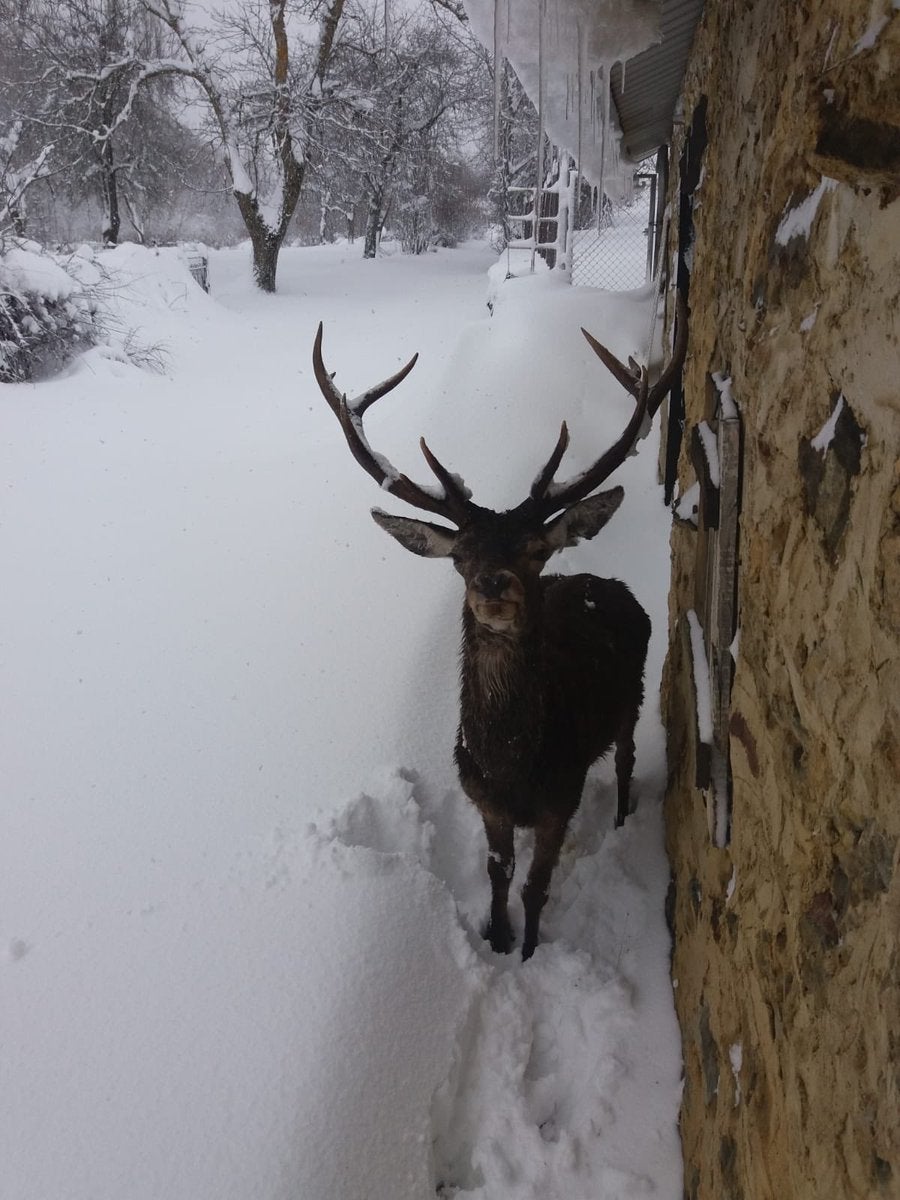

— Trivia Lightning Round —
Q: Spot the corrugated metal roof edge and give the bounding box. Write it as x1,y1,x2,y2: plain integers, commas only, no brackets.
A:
609,0,705,162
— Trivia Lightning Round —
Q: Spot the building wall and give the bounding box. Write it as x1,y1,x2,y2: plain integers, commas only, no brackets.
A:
662,2,900,1197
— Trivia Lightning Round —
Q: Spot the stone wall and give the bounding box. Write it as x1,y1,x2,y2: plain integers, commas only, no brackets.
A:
661,2,900,1198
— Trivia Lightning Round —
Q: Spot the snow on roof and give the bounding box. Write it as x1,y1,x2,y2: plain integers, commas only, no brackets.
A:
463,0,662,187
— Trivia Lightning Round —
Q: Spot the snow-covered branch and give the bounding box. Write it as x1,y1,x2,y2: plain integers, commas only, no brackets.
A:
0,125,54,237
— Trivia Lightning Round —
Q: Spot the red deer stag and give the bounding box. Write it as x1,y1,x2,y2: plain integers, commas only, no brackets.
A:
312,301,687,959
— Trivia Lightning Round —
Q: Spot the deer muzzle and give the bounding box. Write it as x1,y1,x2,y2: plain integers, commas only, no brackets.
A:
466,571,526,633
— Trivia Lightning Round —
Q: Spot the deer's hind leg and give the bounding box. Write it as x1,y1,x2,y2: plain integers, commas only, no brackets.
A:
614,709,639,828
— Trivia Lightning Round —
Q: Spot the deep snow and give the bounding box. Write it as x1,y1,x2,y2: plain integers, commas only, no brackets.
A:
1,240,682,1199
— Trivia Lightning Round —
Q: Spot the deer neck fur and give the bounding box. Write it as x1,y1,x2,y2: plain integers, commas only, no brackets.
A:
457,603,546,780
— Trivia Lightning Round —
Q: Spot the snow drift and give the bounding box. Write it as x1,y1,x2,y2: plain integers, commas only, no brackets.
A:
1,240,682,1199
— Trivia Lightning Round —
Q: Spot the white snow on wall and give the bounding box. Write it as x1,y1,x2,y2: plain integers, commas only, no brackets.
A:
728,1042,743,1107
696,420,720,489
711,371,738,420
775,177,838,246
686,608,729,846
675,480,700,525
729,627,741,663
686,609,713,746
853,13,890,53
810,392,845,454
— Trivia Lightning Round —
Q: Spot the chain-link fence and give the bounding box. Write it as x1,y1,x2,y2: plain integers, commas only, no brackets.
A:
571,175,655,290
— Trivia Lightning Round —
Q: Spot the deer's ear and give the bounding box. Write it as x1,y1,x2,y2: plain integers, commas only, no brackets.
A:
371,508,458,558
543,486,625,550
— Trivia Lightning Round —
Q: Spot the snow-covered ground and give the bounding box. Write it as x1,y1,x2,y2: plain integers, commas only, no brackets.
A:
1,239,682,1200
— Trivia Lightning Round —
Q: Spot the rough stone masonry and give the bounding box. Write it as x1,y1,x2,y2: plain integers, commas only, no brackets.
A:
660,2,900,1197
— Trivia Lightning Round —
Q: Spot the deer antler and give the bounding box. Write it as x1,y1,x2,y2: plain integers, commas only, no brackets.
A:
530,291,688,518
314,293,688,528
312,322,475,524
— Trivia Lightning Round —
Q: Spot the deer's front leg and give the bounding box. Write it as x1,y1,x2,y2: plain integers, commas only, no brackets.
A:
482,812,515,954
521,812,569,961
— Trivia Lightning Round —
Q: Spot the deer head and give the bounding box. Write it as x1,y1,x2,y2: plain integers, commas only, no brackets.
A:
312,297,687,638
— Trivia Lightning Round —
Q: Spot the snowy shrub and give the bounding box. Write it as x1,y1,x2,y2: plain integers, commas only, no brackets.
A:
0,240,179,381
396,196,436,256
430,226,459,249
0,240,99,381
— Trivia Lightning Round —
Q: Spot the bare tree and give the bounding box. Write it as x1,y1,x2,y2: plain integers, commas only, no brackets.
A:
3,0,492,272
1,0,210,246
324,5,468,259
144,0,346,290
25,0,182,244
11,0,348,285
0,0,57,238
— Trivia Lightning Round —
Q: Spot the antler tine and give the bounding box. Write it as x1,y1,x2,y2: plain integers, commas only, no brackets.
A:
532,370,650,516
580,328,644,398
313,321,419,416
529,422,570,500
533,291,689,518
419,437,475,518
312,322,473,524
352,352,419,416
313,321,343,416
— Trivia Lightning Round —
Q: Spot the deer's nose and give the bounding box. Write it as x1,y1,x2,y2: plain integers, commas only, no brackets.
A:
473,571,514,599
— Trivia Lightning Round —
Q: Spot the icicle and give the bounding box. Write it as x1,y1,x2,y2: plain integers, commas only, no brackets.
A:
533,0,546,274
575,23,583,185
599,63,609,202
493,0,502,161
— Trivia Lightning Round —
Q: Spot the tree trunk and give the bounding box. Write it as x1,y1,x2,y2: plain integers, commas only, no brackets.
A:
363,190,384,259
122,189,146,244
100,140,120,247
319,189,330,243
251,231,282,292
234,186,289,293
7,200,27,238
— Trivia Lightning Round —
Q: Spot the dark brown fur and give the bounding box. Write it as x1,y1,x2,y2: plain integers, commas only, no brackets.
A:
369,498,650,958
312,304,687,959
452,556,650,959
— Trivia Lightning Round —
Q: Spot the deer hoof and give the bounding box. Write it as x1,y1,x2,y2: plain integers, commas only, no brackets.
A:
484,917,515,955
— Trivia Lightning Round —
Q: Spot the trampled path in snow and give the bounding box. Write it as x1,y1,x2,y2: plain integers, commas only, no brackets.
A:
1,240,682,1199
